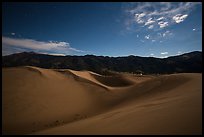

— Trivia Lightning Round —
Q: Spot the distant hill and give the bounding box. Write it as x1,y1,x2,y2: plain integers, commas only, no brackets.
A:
2,51,202,74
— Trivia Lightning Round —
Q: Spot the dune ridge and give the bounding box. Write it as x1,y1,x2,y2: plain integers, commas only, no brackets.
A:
2,66,202,135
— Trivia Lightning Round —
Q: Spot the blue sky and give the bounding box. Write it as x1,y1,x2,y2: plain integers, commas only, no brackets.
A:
2,2,202,57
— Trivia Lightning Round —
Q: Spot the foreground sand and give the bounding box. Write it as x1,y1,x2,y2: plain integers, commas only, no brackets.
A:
2,66,202,135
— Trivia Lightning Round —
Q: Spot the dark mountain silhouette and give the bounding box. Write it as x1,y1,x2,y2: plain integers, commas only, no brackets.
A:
2,51,202,74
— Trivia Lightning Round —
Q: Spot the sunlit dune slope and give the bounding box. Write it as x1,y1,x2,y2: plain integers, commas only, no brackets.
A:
2,66,202,135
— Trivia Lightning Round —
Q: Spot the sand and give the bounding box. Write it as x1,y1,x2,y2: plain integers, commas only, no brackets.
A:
2,66,202,135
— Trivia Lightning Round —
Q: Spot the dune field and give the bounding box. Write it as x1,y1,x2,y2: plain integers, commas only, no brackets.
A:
2,66,202,135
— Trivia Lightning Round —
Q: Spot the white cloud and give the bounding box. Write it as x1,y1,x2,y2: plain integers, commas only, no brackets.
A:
177,51,182,55
11,33,15,36
157,17,164,21
150,53,154,56
148,25,154,29
49,53,66,56
137,13,146,18
161,52,168,55
159,55,168,58
2,36,84,55
144,18,155,26
135,13,146,24
193,28,196,31
172,14,188,23
158,21,168,28
125,2,199,30
137,34,139,38
152,40,156,42
145,35,150,39
137,20,144,24
40,52,66,56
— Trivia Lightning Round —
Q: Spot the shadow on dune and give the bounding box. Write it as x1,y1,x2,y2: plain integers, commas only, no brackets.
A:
110,74,192,107
22,66,43,76
90,73,135,87
55,70,109,90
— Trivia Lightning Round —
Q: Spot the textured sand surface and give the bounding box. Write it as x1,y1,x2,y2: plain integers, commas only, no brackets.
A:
2,66,202,135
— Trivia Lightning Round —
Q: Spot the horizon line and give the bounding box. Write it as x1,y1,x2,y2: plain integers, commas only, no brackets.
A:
2,50,202,59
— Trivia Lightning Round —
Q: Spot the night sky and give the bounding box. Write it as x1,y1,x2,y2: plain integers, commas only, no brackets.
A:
2,2,202,58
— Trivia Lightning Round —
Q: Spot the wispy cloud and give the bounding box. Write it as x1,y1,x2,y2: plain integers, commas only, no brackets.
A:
2,36,85,56
145,35,150,39
125,2,200,31
155,30,173,41
177,51,182,55
162,30,173,37
148,25,154,29
142,30,173,42
161,52,168,55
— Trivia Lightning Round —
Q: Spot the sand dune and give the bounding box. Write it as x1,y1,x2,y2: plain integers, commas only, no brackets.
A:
65,69,136,89
2,66,202,135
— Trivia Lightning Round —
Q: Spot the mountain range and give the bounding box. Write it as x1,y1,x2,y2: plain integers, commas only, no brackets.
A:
2,51,202,74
